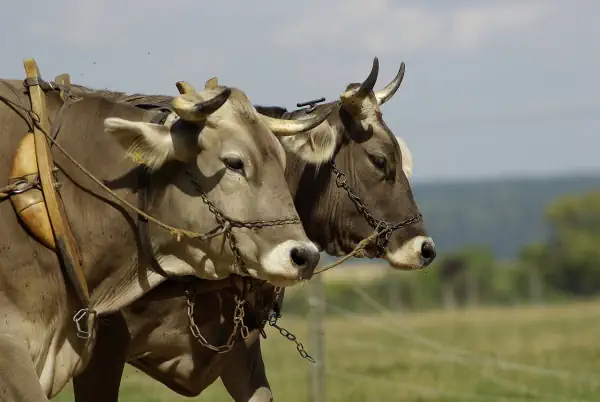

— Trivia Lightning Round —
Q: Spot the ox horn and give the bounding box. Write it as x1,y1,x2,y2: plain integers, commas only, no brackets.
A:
354,57,380,97
175,81,197,95
375,62,405,105
261,103,334,136
171,86,232,123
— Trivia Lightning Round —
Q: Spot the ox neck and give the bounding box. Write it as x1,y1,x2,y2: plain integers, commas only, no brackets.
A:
284,143,347,255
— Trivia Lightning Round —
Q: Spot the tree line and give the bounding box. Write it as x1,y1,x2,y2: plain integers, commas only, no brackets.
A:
281,188,600,315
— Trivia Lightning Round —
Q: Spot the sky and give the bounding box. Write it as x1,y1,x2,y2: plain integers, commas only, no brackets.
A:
1,0,598,183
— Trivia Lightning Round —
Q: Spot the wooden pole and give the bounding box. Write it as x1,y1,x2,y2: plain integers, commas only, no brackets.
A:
308,274,325,402
387,272,402,311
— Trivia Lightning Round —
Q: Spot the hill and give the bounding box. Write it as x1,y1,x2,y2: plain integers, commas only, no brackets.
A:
321,172,600,264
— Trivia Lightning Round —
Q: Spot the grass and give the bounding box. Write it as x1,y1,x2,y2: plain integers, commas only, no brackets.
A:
54,298,600,401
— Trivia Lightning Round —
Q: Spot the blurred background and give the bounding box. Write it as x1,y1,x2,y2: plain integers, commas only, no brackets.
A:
3,0,599,401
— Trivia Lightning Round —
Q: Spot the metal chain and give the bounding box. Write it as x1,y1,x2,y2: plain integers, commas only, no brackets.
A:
189,172,302,275
329,160,422,257
267,319,316,363
259,286,316,363
185,287,250,354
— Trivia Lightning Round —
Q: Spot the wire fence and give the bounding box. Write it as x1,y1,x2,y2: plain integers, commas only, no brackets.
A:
292,278,600,402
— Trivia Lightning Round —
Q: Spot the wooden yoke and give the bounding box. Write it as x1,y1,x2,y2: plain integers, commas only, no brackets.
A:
21,58,90,307
8,73,73,249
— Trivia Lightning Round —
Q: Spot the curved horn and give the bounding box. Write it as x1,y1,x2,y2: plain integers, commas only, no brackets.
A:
175,81,197,95
261,104,334,136
355,57,380,97
171,87,232,122
375,62,405,105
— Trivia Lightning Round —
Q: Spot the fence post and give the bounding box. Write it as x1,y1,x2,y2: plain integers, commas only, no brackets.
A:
308,274,325,402
387,272,403,311
529,266,543,304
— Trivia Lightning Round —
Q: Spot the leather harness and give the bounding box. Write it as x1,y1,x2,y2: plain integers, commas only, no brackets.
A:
0,60,285,344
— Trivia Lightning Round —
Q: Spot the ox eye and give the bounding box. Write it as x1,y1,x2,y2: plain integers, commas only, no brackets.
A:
368,153,387,171
222,155,245,174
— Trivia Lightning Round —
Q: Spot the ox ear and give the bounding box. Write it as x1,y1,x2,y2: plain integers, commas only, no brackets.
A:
396,136,413,179
104,118,177,171
205,77,219,89
278,122,340,164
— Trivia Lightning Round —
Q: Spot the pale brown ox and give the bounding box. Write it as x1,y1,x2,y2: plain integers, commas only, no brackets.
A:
0,75,334,401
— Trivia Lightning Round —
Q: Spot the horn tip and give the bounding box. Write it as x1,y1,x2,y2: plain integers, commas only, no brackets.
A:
175,81,186,95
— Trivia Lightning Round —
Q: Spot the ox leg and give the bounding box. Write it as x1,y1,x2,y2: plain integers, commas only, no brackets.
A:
0,333,49,401
73,312,130,402
221,338,273,402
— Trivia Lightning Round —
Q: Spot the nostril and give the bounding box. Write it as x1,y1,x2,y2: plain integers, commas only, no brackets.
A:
290,246,320,279
290,247,309,268
421,241,436,263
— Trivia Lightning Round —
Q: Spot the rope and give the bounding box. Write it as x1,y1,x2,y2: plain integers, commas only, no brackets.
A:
0,183,20,201
38,127,210,241
314,230,380,275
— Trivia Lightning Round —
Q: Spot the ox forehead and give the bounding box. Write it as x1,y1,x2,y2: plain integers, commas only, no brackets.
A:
198,88,289,171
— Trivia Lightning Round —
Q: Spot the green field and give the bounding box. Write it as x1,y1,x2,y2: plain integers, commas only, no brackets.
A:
55,299,600,401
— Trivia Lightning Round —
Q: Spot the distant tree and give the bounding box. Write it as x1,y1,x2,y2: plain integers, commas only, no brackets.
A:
541,190,600,295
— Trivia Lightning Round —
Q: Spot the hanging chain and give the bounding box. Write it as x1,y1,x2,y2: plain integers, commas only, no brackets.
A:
185,287,250,354
260,286,316,363
267,318,316,364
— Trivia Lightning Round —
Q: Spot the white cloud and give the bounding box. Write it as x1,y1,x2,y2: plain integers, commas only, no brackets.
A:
28,0,194,47
2,0,598,181
448,4,546,53
274,1,548,55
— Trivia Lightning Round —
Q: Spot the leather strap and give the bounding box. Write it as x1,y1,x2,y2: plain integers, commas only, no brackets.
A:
136,166,172,279
136,109,177,279
23,58,90,307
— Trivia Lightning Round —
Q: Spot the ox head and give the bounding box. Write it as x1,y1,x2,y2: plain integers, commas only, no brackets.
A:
260,57,435,270
103,80,335,286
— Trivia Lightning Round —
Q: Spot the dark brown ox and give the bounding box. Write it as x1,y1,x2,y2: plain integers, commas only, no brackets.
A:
0,77,333,401
71,58,436,402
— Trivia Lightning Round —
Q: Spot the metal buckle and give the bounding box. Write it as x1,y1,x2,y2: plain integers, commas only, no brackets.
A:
8,179,35,195
73,308,97,339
